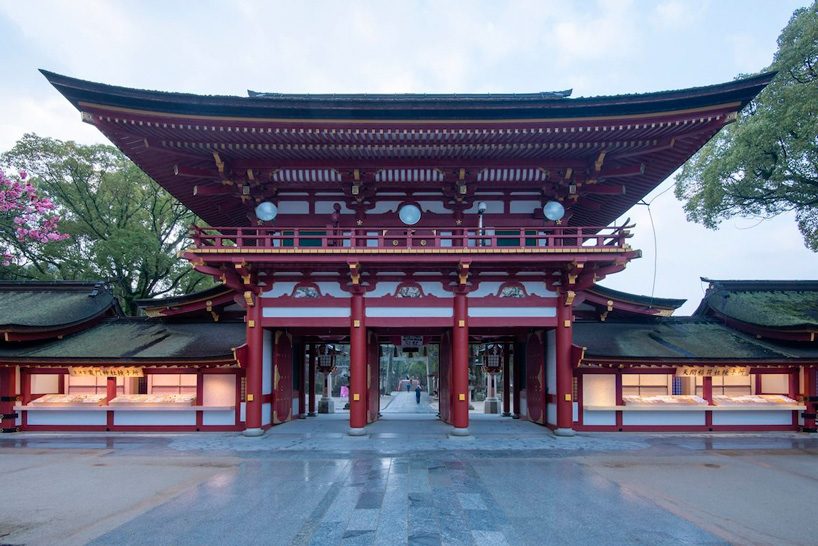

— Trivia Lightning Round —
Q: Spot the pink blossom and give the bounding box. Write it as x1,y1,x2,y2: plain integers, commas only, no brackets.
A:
1,168,68,265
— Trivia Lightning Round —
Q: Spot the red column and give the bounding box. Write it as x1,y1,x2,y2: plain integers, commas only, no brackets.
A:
512,340,522,418
298,342,307,419
0,367,19,433
615,372,623,430
451,289,470,434
308,343,317,416
502,344,511,416
106,376,118,403
244,302,264,436
555,292,575,436
703,375,714,429
349,290,367,434
802,366,817,432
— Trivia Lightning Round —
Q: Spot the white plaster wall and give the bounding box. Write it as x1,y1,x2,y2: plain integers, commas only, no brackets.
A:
583,375,616,406
761,374,789,393
520,282,556,297
509,200,541,214
367,282,400,297
712,410,793,426
240,402,246,422
418,282,451,298
468,307,555,318
263,282,298,298
469,282,503,297
31,374,60,394
546,330,556,395
583,410,616,426
203,375,236,407
315,201,353,214
262,402,272,427
263,307,351,318
315,282,346,297
203,409,236,426
546,403,557,426
366,307,453,318
26,410,106,426
622,411,705,426
277,201,309,214
114,411,196,426
262,330,273,395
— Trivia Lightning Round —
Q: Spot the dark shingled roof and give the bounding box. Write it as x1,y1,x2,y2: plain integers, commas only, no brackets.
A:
0,318,245,363
586,285,686,311
696,279,818,330
0,281,117,332
41,69,774,121
573,318,818,361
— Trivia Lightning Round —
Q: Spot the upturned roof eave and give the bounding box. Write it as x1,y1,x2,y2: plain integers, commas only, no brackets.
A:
41,70,776,122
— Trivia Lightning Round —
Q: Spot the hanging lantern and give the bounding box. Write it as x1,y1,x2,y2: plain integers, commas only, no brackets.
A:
482,344,503,374
317,344,336,374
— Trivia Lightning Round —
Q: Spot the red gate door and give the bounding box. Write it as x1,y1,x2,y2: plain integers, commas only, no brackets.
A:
439,332,452,424
367,332,380,423
525,332,546,425
274,331,293,424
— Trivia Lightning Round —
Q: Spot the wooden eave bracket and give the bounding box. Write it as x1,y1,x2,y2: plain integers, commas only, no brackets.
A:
348,262,361,286
457,261,471,285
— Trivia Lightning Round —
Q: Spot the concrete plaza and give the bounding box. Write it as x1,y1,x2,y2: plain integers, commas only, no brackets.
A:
2,396,818,545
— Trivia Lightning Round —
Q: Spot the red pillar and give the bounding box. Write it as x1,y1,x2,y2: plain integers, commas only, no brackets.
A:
244,301,264,436
349,290,367,434
308,343,317,416
298,342,307,419
555,292,575,436
703,375,714,429
512,340,522,418
106,376,118,403
802,366,816,432
0,367,19,433
451,289,470,434
502,343,511,416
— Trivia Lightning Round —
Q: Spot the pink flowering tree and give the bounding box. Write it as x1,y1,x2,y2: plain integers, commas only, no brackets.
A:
0,168,68,266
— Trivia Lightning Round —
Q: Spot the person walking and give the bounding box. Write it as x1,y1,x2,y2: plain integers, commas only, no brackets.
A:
415,384,422,405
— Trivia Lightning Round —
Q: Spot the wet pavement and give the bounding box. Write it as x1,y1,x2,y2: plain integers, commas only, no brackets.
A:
2,416,818,545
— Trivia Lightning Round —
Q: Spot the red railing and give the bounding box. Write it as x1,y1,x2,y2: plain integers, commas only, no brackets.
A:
189,224,633,251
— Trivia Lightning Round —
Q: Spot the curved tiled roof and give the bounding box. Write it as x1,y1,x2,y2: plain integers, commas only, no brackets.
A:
696,279,818,332
0,281,118,339
574,317,818,362
0,318,245,363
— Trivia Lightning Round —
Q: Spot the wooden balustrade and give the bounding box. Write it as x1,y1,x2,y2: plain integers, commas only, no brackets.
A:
189,224,633,252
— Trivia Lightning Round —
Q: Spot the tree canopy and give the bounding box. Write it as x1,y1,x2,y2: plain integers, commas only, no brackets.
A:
1,134,213,314
675,3,818,250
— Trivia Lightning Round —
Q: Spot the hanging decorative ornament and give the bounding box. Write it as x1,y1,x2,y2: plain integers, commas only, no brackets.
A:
255,201,278,222
543,201,565,222
398,203,422,225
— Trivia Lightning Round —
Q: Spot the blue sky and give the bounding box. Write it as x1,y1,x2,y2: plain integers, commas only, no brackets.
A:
1,0,815,312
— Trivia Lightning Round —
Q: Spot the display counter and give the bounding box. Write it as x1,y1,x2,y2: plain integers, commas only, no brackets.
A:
16,394,236,428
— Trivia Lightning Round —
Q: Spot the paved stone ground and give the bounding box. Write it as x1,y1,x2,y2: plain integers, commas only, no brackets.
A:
2,414,818,545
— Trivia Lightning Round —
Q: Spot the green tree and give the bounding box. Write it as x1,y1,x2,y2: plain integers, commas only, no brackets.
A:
1,134,213,314
675,3,818,250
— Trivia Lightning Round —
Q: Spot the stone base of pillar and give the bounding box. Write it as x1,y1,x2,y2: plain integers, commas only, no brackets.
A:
502,411,511,417
348,427,367,437
512,414,520,419
449,427,470,437
554,428,576,437
243,427,264,437
307,412,317,417
483,398,501,414
318,397,335,414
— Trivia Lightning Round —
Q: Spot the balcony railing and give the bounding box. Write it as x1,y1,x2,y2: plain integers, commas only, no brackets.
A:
189,224,633,253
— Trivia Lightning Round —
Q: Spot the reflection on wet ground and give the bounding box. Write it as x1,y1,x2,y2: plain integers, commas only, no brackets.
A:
3,417,818,545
